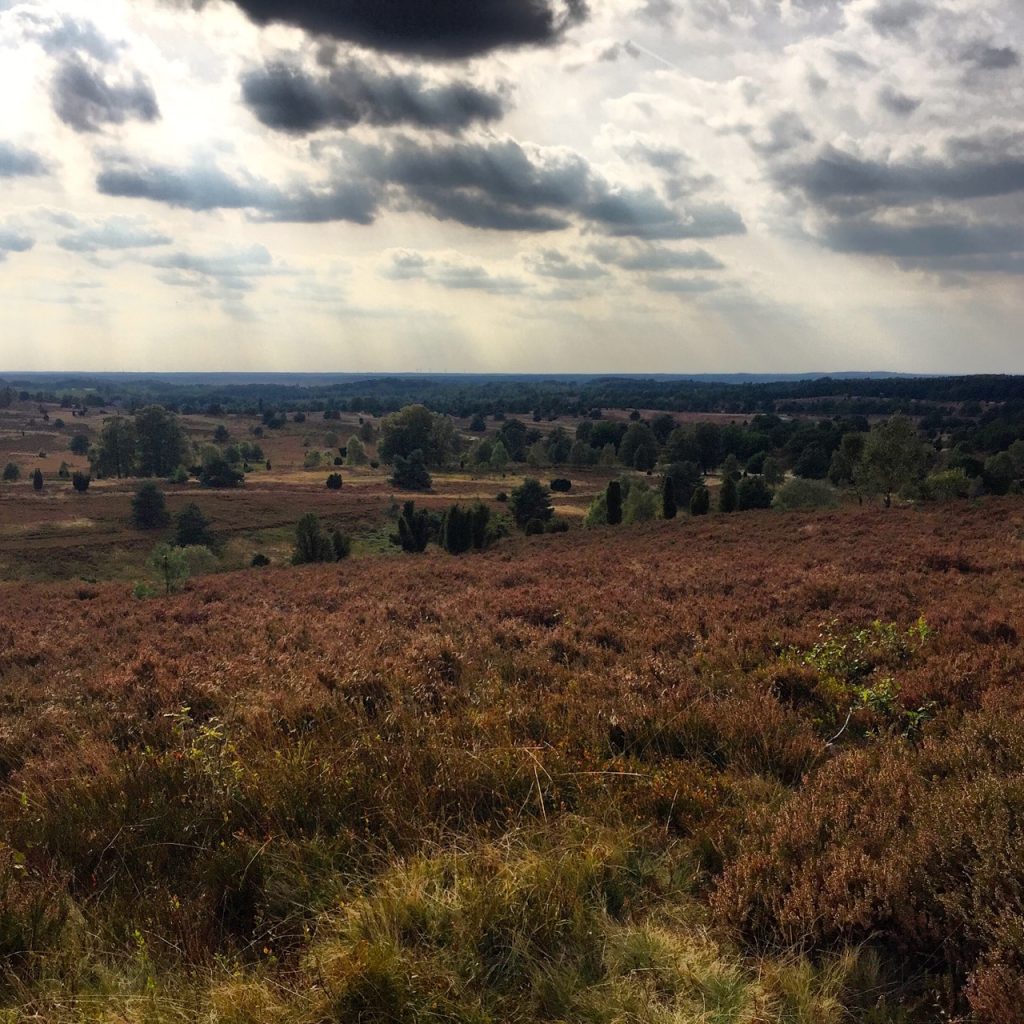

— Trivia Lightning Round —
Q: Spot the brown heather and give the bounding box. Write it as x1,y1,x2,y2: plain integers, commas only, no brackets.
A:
2,500,1024,1019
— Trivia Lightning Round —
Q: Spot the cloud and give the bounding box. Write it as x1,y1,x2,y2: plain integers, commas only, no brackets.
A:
145,243,291,300
51,55,160,132
0,230,34,262
777,139,1024,211
0,141,48,178
358,135,746,238
864,0,926,38
877,85,920,116
961,42,1020,72
240,59,507,134
591,242,725,271
820,215,1024,273
219,0,588,59
18,10,121,62
644,275,721,294
95,155,381,223
381,249,526,293
57,216,172,252
523,249,606,280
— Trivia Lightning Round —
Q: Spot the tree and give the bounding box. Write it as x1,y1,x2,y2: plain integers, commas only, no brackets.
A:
720,453,741,481
135,406,189,478
2,462,19,482
469,413,487,432
651,413,677,445
794,443,830,480
624,481,659,524
662,476,677,519
983,452,1017,495
150,543,190,595
379,405,453,467
332,529,352,560
856,416,927,507
325,473,343,490
606,480,623,525
69,434,90,456
390,450,432,490
175,503,213,547
663,461,702,506
719,475,738,513
550,478,572,492
619,422,658,471
569,440,594,469
394,501,431,553
694,423,723,473
346,435,368,466
71,471,90,493
737,475,774,511
510,478,553,529
131,482,170,529
441,504,473,554
292,513,335,564
762,456,785,487
93,416,137,479
690,485,710,515
489,440,509,475
774,478,839,511
213,424,230,443
31,468,43,491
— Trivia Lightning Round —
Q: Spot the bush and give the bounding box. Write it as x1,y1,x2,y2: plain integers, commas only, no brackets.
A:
524,518,544,536
773,477,839,511
69,434,90,456
31,468,43,491
550,478,572,492
325,473,343,490
496,491,507,502
131,482,170,529
737,475,774,511
199,456,244,489
623,481,659,524
176,503,214,547
545,518,570,534
169,465,189,484
719,476,737,513
510,478,553,529
332,530,352,560
606,481,623,525
292,513,336,564
690,485,710,515
71,472,90,493
390,450,432,491
393,501,432,553
251,553,270,567
924,468,970,502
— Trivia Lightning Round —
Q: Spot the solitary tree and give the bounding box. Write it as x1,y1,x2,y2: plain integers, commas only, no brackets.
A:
135,406,189,478
131,482,170,529
31,468,43,491
150,543,190,595
71,471,90,493
2,462,19,482
856,416,927,507
325,473,343,490
394,501,431,553
69,433,90,456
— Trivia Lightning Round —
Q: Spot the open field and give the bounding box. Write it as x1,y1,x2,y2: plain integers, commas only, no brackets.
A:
1,497,1023,1020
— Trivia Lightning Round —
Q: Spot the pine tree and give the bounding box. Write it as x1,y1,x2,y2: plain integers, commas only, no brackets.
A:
661,475,677,519
395,501,431,553
719,475,738,513
292,513,334,564
606,480,623,525
690,485,710,516
31,468,43,491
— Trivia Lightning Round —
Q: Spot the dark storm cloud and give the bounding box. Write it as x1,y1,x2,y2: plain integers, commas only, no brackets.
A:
777,141,1024,211
0,230,34,262
52,55,160,132
865,0,926,38
591,242,724,271
877,85,920,117
961,42,1020,72
240,60,507,134
220,0,588,59
0,141,48,178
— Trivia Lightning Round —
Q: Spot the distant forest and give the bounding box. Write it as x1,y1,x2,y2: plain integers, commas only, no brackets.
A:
4,371,1024,419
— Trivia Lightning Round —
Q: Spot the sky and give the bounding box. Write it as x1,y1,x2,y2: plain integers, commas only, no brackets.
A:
0,0,1022,374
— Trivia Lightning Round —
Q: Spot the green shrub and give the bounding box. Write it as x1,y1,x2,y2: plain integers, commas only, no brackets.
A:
773,477,839,511
131,482,170,529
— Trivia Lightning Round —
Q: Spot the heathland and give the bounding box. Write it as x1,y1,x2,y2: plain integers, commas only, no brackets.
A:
2,374,1024,1022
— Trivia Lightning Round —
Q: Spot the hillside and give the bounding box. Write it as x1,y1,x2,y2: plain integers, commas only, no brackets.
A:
2,501,1023,1021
